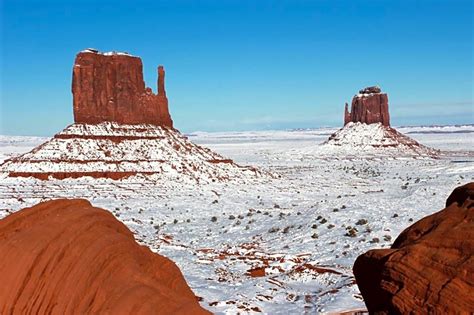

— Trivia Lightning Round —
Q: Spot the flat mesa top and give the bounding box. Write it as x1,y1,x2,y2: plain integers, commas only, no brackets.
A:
80,48,136,57
356,86,383,97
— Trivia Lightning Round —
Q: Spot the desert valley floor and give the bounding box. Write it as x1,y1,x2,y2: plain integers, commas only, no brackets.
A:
0,125,473,314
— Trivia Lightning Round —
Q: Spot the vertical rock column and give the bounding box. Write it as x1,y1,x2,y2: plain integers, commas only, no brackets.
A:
343,86,390,127
158,65,166,97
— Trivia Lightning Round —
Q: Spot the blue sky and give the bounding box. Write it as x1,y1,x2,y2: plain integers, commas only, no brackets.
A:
1,0,472,136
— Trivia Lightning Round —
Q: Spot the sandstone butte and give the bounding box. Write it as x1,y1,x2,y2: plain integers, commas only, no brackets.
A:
0,49,246,180
344,86,390,126
72,48,173,127
0,199,210,315
353,182,474,313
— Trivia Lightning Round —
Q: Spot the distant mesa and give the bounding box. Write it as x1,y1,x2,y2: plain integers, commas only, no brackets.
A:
353,182,474,313
0,199,210,314
73,48,172,127
323,86,437,156
0,49,259,180
344,85,390,126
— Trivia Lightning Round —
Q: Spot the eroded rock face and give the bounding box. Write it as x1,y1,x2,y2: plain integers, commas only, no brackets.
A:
353,182,474,314
0,199,209,314
72,49,173,127
344,86,390,126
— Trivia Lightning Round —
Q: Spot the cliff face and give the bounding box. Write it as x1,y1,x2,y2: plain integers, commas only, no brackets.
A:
353,182,474,313
0,199,209,314
344,86,390,126
72,49,173,127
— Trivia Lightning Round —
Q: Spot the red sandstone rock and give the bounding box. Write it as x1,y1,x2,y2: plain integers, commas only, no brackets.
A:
72,49,173,127
344,102,350,125
344,86,390,126
353,182,474,313
0,199,209,314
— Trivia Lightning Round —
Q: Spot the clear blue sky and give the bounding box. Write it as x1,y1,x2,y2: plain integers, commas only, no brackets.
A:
1,0,472,136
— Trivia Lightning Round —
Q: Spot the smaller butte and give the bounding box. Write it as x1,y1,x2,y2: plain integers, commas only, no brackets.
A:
322,86,438,156
344,86,390,126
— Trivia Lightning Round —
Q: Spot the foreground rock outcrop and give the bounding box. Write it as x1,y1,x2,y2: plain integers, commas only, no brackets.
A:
344,86,390,126
353,183,474,313
0,199,209,314
73,49,173,127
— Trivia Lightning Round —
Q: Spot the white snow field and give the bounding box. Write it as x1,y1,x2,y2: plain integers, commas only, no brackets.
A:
0,124,473,314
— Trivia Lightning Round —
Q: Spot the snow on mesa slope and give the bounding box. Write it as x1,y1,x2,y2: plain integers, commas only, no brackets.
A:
0,122,262,182
319,122,439,157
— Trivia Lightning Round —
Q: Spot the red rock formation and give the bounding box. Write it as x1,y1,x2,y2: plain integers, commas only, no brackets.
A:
0,199,209,314
353,182,474,313
158,65,166,97
72,49,173,127
344,102,350,125
344,86,390,126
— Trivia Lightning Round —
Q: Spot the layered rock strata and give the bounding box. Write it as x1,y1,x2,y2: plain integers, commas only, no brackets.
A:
0,122,251,180
344,86,390,126
72,49,173,127
353,182,474,313
0,199,209,314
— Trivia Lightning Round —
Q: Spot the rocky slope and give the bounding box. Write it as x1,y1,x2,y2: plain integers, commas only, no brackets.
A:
322,122,438,157
353,182,474,313
0,122,259,181
0,199,209,314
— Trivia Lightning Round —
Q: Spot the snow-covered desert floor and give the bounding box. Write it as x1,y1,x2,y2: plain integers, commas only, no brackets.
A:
0,125,473,314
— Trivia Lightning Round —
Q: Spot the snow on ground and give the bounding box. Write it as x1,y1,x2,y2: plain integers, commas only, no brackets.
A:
0,124,473,314
0,135,50,163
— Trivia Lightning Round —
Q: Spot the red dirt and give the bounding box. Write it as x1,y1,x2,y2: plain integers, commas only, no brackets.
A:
247,267,266,278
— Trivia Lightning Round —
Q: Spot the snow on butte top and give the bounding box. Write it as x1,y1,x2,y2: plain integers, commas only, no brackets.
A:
80,48,135,57
358,86,381,94
355,86,383,98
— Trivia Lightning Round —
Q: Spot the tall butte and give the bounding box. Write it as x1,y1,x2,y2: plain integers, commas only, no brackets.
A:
72,49,173,127
344,86,390,126
323,85,437,156
0,49,257,180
